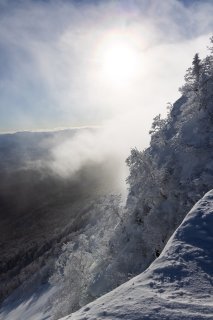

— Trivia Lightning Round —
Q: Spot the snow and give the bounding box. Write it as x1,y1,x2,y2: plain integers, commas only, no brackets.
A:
60,190,213,320
0,285,55,320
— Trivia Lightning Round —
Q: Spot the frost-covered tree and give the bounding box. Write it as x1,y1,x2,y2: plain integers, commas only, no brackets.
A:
180,53,202,94
149,114,166,135
48,195,124,319
192,53,201,91
49,242,94,319
208,35,213,54
180,37,213,98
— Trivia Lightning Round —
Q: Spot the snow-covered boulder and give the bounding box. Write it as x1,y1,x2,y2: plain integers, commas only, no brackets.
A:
61,190,213,320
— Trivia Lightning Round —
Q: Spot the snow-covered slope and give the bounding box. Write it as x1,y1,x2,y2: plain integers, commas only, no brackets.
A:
60,190,213,320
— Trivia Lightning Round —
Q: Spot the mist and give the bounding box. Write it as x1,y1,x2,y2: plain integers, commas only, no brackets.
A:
1,1,212,189
0,0,212,211
1,0,213,314
1,1,212,128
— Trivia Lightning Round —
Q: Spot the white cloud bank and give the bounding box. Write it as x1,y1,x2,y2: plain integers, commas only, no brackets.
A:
0,0,213,191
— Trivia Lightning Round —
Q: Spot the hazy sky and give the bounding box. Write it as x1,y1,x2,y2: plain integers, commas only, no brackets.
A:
0,0,212,133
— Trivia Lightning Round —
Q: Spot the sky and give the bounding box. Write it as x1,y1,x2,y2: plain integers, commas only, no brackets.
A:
0,0,212,132
0,0,213,189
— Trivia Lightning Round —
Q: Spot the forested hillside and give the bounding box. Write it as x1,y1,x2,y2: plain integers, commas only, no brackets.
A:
123,36,213,272
59,190,213,320
0,129,120,306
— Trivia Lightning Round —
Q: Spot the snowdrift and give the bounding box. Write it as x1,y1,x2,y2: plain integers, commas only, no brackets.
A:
60,190,213,320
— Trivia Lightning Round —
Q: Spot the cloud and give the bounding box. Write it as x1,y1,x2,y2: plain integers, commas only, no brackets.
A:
0,0,213,192
0,0,212,130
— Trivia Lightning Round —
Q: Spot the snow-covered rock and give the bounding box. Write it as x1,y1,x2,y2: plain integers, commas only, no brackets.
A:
60,190,213,320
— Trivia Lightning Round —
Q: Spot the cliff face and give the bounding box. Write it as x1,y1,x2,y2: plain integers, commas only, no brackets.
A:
60,190,213,320
124,51,213,273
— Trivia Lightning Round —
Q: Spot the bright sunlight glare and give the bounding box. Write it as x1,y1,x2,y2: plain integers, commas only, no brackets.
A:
96,33,141,87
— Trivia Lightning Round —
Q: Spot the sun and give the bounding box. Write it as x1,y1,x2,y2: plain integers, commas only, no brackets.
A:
97,33,140,86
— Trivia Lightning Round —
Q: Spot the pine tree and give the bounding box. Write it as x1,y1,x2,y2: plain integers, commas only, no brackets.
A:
192,53,201,91
208,35,213,54
180,53,202,94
